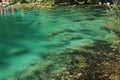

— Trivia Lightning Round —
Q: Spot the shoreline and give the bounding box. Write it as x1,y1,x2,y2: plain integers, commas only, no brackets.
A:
0,2,120,11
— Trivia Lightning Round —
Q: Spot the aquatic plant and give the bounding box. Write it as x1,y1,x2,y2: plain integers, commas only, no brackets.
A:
103,1,120,79
106,5,120,37
105,0,120,53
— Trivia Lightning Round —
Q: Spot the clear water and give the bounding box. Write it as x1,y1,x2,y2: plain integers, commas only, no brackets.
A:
0,6,113,79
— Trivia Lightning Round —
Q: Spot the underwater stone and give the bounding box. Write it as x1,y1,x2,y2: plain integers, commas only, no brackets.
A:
85,17,96,20
77,73,82,77
47,32,59,37
37,22,41,25
64,28,75,32
5,77,17,80
8,48,28,55
70,36,83,40
73,19,81,22
64,71,70,75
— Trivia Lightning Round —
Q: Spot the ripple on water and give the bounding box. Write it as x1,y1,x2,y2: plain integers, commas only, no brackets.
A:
0,7,113,79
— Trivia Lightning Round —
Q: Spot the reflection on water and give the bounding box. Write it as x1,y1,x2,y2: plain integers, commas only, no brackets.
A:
0,7,15,16
0,8,3,14
0,6,113,79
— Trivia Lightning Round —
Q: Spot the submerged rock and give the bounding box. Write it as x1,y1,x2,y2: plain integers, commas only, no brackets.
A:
5,77,18,80
73,19,82,22
8,48,28,55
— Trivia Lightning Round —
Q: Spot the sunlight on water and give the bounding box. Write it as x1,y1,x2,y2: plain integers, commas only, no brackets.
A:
0,6,113,79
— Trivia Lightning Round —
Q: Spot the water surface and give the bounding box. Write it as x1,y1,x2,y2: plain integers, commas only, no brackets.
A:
0,6,113,79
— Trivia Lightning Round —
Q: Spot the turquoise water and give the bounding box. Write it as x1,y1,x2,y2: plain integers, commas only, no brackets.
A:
0,6,113,79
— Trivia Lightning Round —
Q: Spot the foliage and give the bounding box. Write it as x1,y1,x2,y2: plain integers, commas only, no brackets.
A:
103,1,120,80
10,0,114,5
105,0,120,55
107,5,120,37
54,0,93,5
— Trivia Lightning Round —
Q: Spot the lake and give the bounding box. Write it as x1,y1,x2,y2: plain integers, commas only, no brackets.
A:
0,6,113,79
